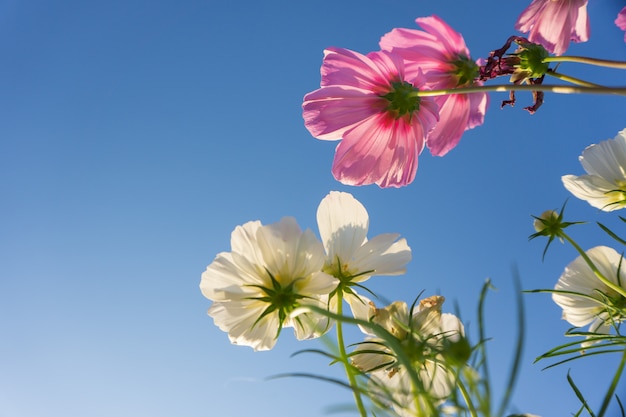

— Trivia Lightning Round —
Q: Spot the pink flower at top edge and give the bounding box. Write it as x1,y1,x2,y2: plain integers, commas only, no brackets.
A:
515,0,589,56
302,47,439,188
380,15,489,157
616,7,626,42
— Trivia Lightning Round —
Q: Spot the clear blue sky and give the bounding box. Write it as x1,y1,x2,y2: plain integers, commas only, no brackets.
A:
1,1,625,416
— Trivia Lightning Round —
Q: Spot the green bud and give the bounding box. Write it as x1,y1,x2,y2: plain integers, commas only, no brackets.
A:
533,210,559,233
516,43,550,79
443,336,471,366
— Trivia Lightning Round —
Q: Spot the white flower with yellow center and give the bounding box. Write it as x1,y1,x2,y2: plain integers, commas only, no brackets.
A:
316,191,412,314
553,246,626,338
562,128,626,211
200,217,338,351
351,296,466,417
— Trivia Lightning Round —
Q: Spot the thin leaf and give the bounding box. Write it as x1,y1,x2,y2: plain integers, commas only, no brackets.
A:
567,371,596,417
496,268,525,417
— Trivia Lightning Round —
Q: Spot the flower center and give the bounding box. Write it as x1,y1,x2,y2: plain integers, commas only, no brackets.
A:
603,180,626,208
450,55,479,87
382,81,421,118
246,270,305,331
606,294,626,323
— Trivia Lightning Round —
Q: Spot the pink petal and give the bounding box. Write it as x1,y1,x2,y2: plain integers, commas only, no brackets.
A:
303,86,385,139
466,91,489,130
331,113,422,188
413,15,469,58
616,7,626,41
515,0,589,55
426,94,470,157
320,47,397,93
426,91,488,157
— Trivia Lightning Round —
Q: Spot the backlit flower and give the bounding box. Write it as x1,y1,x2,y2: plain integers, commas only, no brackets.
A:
616,7,626,42
515,0,589,56
316,191,411,314
380,15,489,156
552,246,626,337
562,129,626,211
351,296,466,417
303,47,439,188
200,217,338,351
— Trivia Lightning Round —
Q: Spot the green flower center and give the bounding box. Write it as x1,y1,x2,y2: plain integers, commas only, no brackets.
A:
324,256,374,299
450,55,479,87
606,294,626,321
382,81,421,118
602,180,626,209
247,269,306,334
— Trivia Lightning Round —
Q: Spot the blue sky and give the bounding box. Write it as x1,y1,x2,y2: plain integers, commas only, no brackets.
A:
1,1,626,416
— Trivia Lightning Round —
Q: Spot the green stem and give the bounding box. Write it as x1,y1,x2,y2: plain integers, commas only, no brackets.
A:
597,349,626,417
412,84,626,98
544,56,626,70
457,377,479,417
335,290,368,417
477,280,492,416
561,232,626,299
546,70,607,88
302,304,426,415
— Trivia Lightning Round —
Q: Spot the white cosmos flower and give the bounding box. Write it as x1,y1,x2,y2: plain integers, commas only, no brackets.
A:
553,246,626,338
562,128,626,211
351,296,465,417
316,191,411,313
200,217,338,351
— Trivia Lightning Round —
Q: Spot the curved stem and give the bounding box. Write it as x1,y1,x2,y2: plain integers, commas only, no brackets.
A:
412,84,626,98
546,71,607,88
561,232,626,299
544,56,626,70
335,290,368,417
477,280,492,416
457,377,479,417
302,304,425,414
597,348,626,417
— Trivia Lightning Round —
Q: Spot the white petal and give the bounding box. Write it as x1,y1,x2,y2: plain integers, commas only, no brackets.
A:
316,191,369,262
289,298,334,340
440,313,465,341
208,300,279,351
372,301,410,337
562,174,624,211
345,291,376,335
420,360,454,399
351,340,394,373
553,246,626,327
298,271,338,295
351,234,412,279
579,131,626,180
230,221,265,264
564,129,626,211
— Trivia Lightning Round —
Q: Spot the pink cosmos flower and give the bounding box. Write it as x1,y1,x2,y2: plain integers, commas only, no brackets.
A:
616,7,626,42
302,47,439,188
515,0,589,56
380,15,488,157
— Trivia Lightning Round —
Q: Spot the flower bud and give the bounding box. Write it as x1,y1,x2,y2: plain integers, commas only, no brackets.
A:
533,210,559,233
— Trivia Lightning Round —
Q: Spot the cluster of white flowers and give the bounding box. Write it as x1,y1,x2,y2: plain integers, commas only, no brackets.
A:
199,191,412,351
200,191,470,414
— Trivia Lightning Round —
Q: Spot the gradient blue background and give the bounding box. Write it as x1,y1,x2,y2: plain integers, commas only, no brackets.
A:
2,1,626,416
